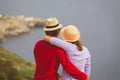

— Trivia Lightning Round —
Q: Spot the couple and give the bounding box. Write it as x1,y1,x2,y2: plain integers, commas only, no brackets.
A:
33,18,91,80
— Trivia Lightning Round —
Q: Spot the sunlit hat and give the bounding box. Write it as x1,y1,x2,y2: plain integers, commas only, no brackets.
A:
60,25,80,42
43,17,62,31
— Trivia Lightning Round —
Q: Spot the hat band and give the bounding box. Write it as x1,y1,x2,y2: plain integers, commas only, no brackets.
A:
46,24,59,28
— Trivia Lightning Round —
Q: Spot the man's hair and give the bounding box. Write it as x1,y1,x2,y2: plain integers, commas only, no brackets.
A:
45,28,61,37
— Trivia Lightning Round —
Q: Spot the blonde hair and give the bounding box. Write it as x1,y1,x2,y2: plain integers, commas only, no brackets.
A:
71,40,83,51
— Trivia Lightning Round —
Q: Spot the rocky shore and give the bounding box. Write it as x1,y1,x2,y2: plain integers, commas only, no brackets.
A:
0,14,45,41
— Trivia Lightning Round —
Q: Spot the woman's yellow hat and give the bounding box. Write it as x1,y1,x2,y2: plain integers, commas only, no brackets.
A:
60,25,80,42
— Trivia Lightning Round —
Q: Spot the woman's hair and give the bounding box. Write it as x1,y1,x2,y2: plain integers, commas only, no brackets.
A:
71,40,83,51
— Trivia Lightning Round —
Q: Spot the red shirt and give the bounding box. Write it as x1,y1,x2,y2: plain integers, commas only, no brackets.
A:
33,40,87,80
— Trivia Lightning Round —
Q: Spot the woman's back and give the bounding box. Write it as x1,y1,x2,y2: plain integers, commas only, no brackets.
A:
49,37,91,80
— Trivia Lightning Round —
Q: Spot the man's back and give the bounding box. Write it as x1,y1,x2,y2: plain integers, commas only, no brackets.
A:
34,40,61,80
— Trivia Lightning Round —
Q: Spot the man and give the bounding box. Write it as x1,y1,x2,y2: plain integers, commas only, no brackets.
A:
33,18,88,80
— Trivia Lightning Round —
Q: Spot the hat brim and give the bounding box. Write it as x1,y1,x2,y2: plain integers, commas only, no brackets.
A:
43,24,62,31
60,27,80,42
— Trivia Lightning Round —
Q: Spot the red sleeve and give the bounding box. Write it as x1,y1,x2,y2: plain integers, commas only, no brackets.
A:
57,48,87,80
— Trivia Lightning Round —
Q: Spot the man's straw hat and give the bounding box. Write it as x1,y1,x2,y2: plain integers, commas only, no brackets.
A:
60,25,80,42
43,18,62,31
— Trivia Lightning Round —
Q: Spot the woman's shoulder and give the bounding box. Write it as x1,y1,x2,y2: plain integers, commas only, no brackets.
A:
82,46,91,57
82,46,89,51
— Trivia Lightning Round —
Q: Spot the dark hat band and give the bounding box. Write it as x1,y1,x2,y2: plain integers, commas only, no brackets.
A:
46,24,59,28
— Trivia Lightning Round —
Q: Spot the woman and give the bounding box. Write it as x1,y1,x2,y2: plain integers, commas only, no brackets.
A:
45,25,91,80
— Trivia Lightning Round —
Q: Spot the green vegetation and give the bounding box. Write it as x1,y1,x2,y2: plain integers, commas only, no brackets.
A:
0,47,35,80
0,48,62,80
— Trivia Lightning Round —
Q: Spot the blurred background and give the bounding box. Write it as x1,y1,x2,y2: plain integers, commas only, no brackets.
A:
0,0,120,80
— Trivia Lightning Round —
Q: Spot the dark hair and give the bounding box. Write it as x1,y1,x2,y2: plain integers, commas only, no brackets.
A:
71,40,83,51
45,28,61,37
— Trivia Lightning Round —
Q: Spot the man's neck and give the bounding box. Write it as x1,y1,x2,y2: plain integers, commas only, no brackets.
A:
48,35,58,38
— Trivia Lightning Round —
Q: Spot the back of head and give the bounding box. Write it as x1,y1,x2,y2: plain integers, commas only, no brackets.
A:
43,17,62,37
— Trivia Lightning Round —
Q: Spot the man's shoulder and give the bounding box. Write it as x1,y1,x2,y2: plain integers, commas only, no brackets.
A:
36,40,44,43
35,40,64,49
34,40,42,45
36,40,49,44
